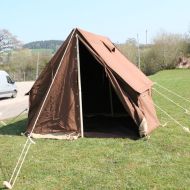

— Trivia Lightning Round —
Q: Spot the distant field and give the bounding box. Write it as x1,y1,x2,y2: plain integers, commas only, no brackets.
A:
31,48,54,53
0,69,189,189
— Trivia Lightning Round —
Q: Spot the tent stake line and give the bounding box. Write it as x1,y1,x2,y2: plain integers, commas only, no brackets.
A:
3,138,33,189
154,82,190,104
153,88,190,115
0,108,28,127
154,103,190,134
0,121,7,126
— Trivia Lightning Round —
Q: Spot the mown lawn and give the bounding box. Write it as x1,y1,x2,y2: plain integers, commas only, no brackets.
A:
0,69,190,190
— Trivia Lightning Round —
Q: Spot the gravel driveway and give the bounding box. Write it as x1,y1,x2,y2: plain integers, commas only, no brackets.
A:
0,81,34,120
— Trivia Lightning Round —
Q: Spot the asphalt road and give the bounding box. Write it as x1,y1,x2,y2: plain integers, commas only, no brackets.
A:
0,81,34,120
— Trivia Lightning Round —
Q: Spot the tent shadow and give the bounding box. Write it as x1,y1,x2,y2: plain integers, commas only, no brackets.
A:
0,187,6,190
0,117,140,140
0,119,27,136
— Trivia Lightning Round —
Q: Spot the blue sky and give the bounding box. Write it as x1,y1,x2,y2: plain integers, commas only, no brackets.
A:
1,0,190,44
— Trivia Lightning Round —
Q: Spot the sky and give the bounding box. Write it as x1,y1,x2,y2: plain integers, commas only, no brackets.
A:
1,0,190,44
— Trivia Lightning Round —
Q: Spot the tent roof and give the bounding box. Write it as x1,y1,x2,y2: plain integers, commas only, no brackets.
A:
77,28,153,93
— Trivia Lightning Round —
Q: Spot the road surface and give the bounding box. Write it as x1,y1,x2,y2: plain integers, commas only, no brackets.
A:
0,81,34,120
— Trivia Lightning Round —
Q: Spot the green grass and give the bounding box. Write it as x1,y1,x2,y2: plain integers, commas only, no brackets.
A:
0,69,190,190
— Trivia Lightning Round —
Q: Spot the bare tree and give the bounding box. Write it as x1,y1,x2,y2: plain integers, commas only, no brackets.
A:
0,29,21,53
117,38,138,65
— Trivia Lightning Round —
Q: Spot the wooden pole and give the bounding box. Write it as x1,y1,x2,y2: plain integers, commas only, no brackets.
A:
36,52,39,80
76,35,84,138
137,33,141,70
146,30,148,45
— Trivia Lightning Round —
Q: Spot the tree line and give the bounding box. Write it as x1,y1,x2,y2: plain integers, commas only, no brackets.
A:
23,40,63,52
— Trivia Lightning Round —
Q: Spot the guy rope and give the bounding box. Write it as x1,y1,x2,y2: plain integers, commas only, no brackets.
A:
153,82,190,134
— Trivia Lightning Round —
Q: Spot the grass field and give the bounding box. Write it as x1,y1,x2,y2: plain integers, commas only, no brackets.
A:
0,69,190,190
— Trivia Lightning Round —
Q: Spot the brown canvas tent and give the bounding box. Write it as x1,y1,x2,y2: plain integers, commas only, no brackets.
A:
26,28,159,138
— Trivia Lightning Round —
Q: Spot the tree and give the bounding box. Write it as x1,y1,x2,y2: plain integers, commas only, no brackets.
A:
117,38,138,65
1,49,52,81
0,29,21,53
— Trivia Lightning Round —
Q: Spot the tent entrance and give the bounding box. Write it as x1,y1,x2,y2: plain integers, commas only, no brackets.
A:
79,41,138,138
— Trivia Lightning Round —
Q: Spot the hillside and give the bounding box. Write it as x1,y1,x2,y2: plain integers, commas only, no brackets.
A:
23,40,63,52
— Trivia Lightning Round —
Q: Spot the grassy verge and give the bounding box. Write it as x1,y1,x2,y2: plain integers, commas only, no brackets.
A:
0,69,190,190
